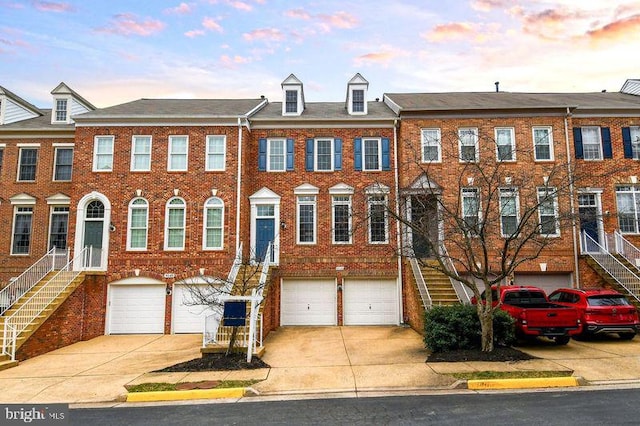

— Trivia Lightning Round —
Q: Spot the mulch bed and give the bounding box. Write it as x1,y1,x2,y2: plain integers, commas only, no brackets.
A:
154,353,270,372
426,346,537,362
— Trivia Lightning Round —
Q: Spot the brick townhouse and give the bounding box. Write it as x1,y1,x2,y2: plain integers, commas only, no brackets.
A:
1,75,640,360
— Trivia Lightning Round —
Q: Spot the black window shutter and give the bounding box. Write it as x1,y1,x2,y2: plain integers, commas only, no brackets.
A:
381,138,391,171
622,127,633,159
572,128,583,159
286,138,294,170
601,127,612,159
305,138,314,171
354,138,362,171
334,138,342,171
258,138,267,171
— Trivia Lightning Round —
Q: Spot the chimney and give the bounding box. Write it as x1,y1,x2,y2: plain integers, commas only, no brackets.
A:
495,81,500,92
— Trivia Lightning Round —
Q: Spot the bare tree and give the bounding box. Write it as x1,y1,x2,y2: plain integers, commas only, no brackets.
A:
385,127,593,351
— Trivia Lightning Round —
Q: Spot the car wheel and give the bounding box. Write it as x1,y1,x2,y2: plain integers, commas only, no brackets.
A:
619,332,636,340
554,336,570,345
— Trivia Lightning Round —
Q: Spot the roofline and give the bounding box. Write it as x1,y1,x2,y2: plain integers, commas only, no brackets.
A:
0,86,44,117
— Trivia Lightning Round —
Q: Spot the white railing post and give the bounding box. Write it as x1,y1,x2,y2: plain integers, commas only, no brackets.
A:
247,291,257,363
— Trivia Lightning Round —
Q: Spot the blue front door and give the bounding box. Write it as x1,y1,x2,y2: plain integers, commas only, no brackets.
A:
256,218,275,261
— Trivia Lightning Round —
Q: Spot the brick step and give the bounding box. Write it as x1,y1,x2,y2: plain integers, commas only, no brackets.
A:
0,359,19,371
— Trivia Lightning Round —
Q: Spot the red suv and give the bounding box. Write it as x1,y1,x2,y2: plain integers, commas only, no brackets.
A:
548,288,640,340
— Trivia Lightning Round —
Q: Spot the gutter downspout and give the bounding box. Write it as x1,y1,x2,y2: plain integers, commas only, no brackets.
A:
393,118,404,323
235,117,244,252
564,107,580,288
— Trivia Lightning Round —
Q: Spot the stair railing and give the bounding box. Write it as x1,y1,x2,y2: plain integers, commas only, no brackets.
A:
2,247,87,361
613,230,640,270
0,247,68,316
581,232,640,303
410,257,432,309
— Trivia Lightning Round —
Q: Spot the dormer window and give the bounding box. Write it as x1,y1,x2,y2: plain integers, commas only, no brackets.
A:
352,90,365,113
285,90,298,114
281,74,304,116
346,73,369,115
54,98,68,122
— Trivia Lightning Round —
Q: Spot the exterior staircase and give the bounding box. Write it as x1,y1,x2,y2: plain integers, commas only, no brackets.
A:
0,271,85,369
419,260,460,306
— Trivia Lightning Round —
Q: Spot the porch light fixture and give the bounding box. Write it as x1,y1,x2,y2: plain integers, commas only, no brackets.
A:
467,177,474,186
280,220,287,229
166,284,172,296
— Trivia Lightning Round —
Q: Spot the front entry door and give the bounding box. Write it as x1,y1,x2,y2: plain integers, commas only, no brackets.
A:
256,218,275,262
411,195,438,258
578,193,600,252
84,200,105,268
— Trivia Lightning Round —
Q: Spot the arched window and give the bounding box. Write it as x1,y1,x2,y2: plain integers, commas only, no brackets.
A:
86,200,105,219
203,197,224,250
165,197,186,250
127,198,148,250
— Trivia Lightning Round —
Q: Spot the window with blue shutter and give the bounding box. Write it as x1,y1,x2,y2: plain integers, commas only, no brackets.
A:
305,139,314,171
334,138,342,171
258,138,267,171
382,138,390,171
286,138,294,171
572,128,583,159
622,127,633,159
354,138,362,171
601,127,612,159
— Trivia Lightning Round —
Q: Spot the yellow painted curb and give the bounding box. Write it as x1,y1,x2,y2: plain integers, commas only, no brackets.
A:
126,387,245,402
468,377,578,390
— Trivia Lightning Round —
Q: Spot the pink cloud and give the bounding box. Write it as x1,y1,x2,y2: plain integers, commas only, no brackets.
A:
32,1,74,12
202,16,223,32
354,52,396,66
227,1,252,12
96,13,166,37
424,22,475,42
185,29,205,38
220,54,252,68
587,14,640,41
285,8,311,20
316,11,358,31
164,2,193,15
243,28,285,42
470,0,510,12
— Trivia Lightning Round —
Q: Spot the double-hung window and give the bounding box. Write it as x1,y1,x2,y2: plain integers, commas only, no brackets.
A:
268,139,286,171
128,198,148,250
461,188,480,234
633,127,640,159
12,206,33,255
332,195,352,244
352,89,365,113
616,186,640,234
363,138,381,171
499,188,519,237
315,139,333,171
495,128,515,161
165,197,186,250
54,98,68,122
18,148,38,181
285,90,298,114
537,187,559,236
168,136,188,171
581,127,602,160
49,206,69,250
297,195,316,244
533,126,554,161
93,136,114,171
203,197,224,250
368,195,388,243
421,128,441,162
131,136,152,171
458,128,478,162
206,135,226,171
53,147,73,181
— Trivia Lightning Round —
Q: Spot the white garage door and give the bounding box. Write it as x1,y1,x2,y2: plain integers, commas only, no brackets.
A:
514,273,572,295
108,284,166,334
344,278,399,325
281,279,336,326
172,284,216,333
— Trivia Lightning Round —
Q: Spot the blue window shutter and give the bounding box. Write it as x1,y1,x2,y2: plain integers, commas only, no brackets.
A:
334,138,342,171
258,138,267,171
305,138,314,171
286,138,294,171
381,138,391,171
572,128,583,159
354,138,362,171
601,127,612,159
622,127,633,159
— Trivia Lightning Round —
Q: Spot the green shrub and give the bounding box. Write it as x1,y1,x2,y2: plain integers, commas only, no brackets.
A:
424,304,515,352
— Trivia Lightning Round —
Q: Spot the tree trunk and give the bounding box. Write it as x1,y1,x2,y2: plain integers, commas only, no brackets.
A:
479,307,494,352
226,326,239,357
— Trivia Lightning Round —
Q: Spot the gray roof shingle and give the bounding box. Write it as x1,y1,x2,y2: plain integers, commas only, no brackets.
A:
251,101,396,121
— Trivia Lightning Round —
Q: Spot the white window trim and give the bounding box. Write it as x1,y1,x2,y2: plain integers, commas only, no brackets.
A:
537,187,560,237
164,197,186,250
47,205,70,250
52,146,73,182
461,187,482,234
495,127,516,162
93,136,114,172
130,135,152,172
11,205,33,256
616,186,640,235
296,195,317,245
205,135,227,171
630,126,640,160
127,198,149,251
315,138,334,172
331,194,352,244
368,194,389,244
363,138,382,171
348,88,367,115
532,126,555,161
283,89,300,116
499,188,520,238
582,126,603,161
421,128,441,163
168,135,189,172
17,147,38,182
458,128,479,163
203,197,224,250
53,96,71,123
267,138,286,172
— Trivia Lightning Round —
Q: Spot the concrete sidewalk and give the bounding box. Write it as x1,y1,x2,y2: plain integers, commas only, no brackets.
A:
0,327,639,405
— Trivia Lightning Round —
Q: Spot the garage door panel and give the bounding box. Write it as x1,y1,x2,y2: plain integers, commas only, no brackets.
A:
172,284,216,333
109,285,166,334
514,274,572,295
344,279,398,325
281,279,336,326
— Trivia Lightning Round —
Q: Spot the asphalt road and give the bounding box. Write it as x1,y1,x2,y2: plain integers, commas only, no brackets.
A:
71,388,640,425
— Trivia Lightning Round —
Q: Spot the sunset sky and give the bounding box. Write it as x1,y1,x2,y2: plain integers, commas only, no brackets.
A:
1,0,639,108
